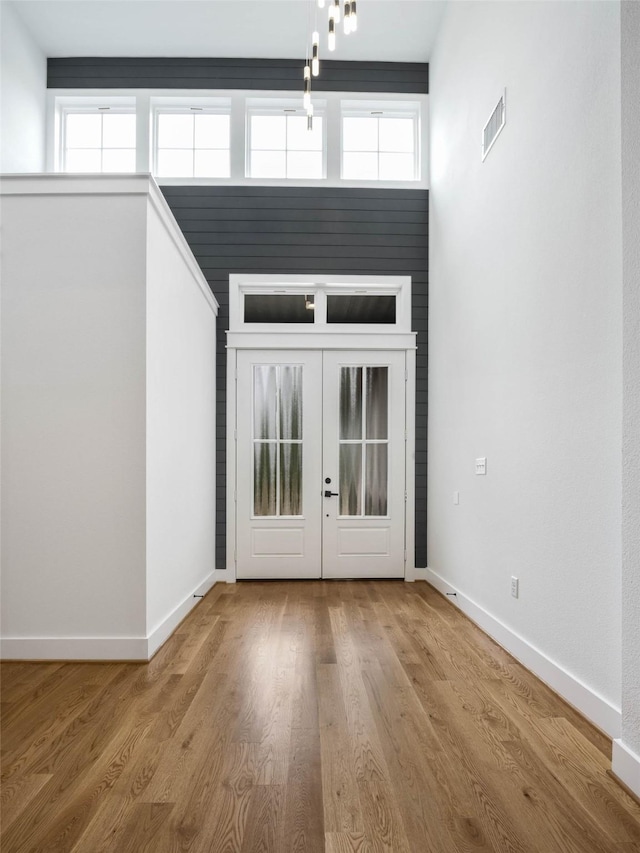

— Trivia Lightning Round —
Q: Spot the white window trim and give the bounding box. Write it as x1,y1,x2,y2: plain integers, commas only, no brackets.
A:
48,89,428,189
225,272,417,583
246,99,327,180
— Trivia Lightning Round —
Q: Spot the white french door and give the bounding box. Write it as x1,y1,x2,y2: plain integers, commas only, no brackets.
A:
236,349,406,579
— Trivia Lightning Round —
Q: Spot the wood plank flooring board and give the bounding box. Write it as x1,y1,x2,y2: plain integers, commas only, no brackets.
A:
0,772,53,832
282,728,325,853
328,608,393,785
3,581,640,852
317,663,365,835
360,665,464,852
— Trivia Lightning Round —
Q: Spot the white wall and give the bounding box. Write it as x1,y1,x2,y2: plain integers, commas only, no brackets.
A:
145,198,218,650
0,0,46,172
615,0,640,794
1,187,148,656
427,1,623,733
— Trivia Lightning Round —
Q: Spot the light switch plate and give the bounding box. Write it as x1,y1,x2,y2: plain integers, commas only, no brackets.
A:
453,491,460,505
475,457,487,475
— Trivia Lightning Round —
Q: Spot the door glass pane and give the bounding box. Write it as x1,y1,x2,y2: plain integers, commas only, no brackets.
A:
254,366,277,439
339,367,362,440
366,367,388,439
339,445,362,516
280,443,302,515
254,443,277,516
365,444,388,516
280,366,302,440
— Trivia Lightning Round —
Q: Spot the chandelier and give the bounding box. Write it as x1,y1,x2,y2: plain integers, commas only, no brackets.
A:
304,0,359,129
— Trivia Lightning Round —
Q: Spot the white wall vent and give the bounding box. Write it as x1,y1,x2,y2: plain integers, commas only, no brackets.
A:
482,90,506,161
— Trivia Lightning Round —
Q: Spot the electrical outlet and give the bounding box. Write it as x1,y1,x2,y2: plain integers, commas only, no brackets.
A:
475,457,487,475
511,576,519,598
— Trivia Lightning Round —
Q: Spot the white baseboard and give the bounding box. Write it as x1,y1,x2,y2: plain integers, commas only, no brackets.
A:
613,739,640,799
420,567,621,738
146,571,217,658
1,572,218,662
0,636,149,661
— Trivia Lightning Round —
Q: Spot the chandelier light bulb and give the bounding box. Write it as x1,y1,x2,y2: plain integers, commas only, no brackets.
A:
303,65,311,110
333,0,341,25
312,31,320,76
344,1,351,34
328,17,336,51
351,0,358,31
318,0,325,7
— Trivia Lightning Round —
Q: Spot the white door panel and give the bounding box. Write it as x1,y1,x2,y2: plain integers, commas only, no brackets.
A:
322,350,406,578
236,350,322,579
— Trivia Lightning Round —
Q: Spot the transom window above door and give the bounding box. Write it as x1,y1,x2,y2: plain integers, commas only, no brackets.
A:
230,275,411,333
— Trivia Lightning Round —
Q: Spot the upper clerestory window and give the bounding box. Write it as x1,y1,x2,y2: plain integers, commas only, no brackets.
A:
341,101,420,182
247,99,325,180
54,93,424,186
152,99,231,179
62,100,136,173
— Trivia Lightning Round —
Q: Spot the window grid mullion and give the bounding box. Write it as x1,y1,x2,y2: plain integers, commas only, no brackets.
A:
275,366,281,517
191,115,196,179
99,113,105,173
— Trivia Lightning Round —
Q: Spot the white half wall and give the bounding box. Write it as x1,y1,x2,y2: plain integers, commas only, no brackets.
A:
616,0,640,798
0,0,46,172
145,196,218,650
0,187,148,646
1,175,219,660
427,1,622,732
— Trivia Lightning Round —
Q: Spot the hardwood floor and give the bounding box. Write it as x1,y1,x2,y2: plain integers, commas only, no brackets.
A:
2,581,639,852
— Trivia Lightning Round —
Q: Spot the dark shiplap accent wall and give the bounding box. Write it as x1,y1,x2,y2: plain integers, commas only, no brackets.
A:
47,58,428,94
160,186,428,569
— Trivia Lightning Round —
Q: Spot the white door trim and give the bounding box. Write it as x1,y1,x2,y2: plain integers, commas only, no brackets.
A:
226,274,417,583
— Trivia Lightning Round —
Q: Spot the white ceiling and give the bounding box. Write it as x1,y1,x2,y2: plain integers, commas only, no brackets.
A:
10,0,446,63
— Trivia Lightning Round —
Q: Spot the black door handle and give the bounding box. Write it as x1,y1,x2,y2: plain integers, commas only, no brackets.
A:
324,490,339,498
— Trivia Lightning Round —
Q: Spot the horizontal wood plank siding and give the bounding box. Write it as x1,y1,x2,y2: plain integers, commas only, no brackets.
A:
47,58,428,93
160,186,428,570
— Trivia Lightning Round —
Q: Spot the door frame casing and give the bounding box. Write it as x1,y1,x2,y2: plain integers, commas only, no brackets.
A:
226,274,417,583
